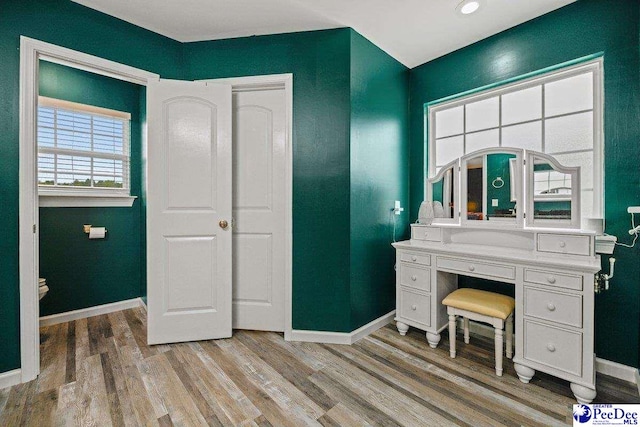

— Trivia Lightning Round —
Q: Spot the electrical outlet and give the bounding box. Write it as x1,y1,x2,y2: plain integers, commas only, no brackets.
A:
492,199,499,207
393,200,404,215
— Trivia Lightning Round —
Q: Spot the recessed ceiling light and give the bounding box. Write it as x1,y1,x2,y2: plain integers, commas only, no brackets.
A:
456,0,484,16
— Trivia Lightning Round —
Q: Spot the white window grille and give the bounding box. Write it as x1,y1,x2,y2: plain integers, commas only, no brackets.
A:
37,96,131,195
427,58,603,219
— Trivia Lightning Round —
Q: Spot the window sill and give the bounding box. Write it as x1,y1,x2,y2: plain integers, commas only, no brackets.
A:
39,191,137,208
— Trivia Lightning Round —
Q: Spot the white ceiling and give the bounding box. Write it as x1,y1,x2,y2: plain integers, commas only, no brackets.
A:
72,0,576,68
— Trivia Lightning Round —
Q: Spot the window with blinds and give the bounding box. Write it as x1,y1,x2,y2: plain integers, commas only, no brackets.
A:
426,58,603,219
37,96,131,194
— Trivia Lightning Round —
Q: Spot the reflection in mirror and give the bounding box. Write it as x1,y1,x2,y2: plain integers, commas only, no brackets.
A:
486,153,517,220
431,167,455,219
532,157,572,220
466,156,483,220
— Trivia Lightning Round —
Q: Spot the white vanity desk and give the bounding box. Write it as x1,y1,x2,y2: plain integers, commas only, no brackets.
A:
393,147,606,402
393,224,600,403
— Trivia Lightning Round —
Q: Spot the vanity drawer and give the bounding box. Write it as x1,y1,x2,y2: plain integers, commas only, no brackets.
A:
400,264,431,292
524,286,582,328
436,257,516,281
537,234,591,256
412,227,442,242
524,320,582,377
524,269,583,291
400,251,431,266
399,289,431,327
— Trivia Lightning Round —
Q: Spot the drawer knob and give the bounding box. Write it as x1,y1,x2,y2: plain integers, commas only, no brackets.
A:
468,265,475,272
411,275,417,281
559,241,566,248
547,343,556,352
547,303,556,311
547,276,556,284
411,305,417,311
412,255,418,261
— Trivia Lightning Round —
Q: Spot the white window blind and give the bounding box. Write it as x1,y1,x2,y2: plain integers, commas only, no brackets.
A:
427,58,603,219
37,96,131,193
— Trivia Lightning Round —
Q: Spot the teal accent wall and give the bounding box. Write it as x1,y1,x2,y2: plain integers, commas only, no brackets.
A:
38,60,145,317
349,30,409,330
184,29,409,333
409,0,640,367
185,29,353,332
0,0,183,373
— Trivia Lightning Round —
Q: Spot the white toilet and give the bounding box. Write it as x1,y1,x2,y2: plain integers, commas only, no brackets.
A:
39,278,49,300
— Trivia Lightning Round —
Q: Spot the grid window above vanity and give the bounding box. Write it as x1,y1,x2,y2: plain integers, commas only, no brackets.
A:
427,58,603,219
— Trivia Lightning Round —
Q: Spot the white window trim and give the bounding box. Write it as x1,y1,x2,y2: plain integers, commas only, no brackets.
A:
426,57,604,220
38,191,137,207
37,96,136,207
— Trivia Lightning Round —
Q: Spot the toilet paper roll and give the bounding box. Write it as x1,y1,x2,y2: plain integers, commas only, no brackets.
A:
89,227,106,239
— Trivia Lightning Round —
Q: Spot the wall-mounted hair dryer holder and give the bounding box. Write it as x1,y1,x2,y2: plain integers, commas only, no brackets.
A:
595,257,615,294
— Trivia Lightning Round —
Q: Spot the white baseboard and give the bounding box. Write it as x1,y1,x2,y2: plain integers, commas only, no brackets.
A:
289,310,395,345
39,298,144,327
459,319,638,385
351,311,396,343
0,369,22,390
596,358,638,384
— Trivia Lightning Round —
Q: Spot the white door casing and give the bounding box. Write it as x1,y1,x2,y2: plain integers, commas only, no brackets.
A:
147,79,232,344
19,37,159,383
232,88,287,331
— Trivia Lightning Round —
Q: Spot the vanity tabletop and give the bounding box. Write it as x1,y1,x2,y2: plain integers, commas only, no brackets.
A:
393,239,602,273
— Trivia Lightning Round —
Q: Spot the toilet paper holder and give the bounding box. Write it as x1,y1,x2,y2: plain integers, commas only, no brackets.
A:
83,224,108,235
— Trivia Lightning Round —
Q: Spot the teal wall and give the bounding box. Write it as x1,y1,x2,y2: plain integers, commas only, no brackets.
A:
0,0,183,373
409,0,640,367
184,30,354,332
38,60,145,316
349,31,409,330
184,29,409,332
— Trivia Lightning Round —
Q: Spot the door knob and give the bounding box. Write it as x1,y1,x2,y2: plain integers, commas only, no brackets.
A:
219,220,229,229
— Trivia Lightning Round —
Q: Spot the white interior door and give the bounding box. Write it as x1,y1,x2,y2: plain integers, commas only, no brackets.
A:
147,79,232,345
233,88,286,331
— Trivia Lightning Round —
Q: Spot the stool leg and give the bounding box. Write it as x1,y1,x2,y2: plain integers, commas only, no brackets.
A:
448,314,457,358
495,327,504,376
506,314,513,359
463,317,470,344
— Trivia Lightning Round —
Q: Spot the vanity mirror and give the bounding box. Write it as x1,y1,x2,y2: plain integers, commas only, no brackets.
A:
526,151,580,228
427,160,459,223
461,148,523,226
426,148,581,229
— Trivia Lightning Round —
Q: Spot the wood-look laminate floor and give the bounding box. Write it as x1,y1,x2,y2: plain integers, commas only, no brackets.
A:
0,307,637,426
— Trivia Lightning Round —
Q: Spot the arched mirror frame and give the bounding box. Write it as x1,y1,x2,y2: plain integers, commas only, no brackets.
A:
526,150,581,229
460,147,524,228
426,148,581,229
426,158,460,225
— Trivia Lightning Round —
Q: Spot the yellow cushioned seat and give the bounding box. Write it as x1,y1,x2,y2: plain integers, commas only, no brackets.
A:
442,288,515,320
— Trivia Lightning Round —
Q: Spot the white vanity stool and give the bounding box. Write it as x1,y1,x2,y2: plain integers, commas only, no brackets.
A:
442,288,515,376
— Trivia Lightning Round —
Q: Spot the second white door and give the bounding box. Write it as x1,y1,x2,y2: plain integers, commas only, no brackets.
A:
232,87,286,331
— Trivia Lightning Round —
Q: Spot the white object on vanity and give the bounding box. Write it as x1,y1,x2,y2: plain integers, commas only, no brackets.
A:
394,148,602,404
